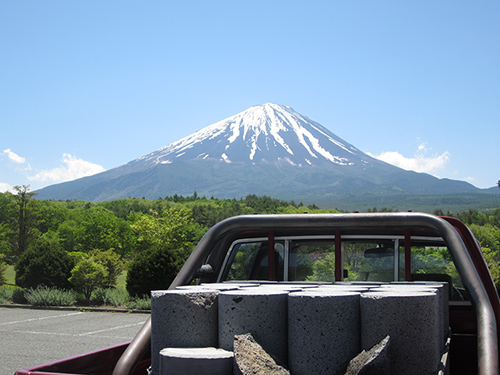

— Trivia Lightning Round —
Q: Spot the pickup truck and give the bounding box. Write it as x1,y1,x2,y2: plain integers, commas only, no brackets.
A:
14,212,500,375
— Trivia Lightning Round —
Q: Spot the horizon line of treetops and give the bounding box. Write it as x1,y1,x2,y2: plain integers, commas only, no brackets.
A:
0,185,499,300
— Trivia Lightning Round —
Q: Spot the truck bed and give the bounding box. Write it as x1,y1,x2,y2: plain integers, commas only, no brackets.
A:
14,342,150,375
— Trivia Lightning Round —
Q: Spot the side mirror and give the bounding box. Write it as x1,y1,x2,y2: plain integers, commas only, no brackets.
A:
195,264,214,277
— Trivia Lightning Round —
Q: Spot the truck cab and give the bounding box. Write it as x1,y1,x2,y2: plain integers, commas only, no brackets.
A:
15,213,500,375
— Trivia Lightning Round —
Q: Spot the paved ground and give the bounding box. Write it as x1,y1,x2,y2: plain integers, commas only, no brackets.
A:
0,307,149,375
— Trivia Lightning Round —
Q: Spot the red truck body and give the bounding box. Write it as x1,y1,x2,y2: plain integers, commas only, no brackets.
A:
14,213,500,375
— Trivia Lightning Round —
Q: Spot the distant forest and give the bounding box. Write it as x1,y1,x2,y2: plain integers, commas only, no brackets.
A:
0,188,339,264
1,186,499,295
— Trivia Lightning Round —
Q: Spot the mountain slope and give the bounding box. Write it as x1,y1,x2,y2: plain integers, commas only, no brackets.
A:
129,103,379,170
35,102,487,208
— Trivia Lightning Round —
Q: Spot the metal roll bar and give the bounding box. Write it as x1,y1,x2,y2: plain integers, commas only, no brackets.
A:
112,212,499,375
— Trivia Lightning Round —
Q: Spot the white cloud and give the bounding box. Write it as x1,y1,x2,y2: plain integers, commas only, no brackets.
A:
28,153,106,183
368,143,450,175
2,148,26,164
0,182,13,193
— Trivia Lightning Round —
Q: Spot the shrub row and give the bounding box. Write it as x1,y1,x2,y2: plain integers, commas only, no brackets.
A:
10,241,165,300
0,285,150,310
0,285,25,304
25,286,77,306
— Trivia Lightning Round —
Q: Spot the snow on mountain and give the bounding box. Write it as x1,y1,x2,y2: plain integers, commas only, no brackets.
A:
34,102,485,205
135,103,371,168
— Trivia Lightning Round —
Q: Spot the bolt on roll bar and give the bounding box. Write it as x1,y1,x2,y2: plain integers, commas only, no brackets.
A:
112,212,499,375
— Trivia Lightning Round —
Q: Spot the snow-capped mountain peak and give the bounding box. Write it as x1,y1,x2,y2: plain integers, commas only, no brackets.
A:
35,102,482,203
137,103,367,167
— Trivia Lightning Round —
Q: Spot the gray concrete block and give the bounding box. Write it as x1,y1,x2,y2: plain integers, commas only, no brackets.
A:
376,282,449,345
288,291,361,375
391,281,450,342
219,289,289,366
344,335,391,375
360,291,440,375
233,333,290,375
151,289,219,375
159,347,233,375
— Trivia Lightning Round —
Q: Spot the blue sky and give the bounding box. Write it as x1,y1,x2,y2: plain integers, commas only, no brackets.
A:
1,1,499,193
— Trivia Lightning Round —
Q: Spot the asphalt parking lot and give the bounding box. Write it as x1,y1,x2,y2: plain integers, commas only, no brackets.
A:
0,307,149,375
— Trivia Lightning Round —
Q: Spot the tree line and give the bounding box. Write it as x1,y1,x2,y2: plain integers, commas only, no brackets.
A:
0,186,499,300
0,186,334,299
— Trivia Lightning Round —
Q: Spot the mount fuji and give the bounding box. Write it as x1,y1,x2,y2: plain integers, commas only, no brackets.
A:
136,102,364,168
35,103,484,208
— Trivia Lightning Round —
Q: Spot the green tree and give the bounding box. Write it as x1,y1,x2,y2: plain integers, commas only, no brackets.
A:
73,206,132,254
36,200,70,233
481,246,500,289
57,219,80,253
469,223,499,251
306,252,336,282
0,225,10,262
67,251,88,265
90,248,126,288
69,257,109,302
126,245,183,297
469,223,500,288
15,234,74,289
130,207,196,255
127,208,196,296
5,186,41,263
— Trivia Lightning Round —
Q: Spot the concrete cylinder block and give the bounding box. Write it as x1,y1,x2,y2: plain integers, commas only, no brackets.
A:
218,289,289,366
288,291,361,375
360,291,441,375
159,347,234,375
378,282,449,345
151,289,219,375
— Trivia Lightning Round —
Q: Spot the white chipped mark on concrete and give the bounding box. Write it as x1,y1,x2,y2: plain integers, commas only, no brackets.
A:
185,292,218,309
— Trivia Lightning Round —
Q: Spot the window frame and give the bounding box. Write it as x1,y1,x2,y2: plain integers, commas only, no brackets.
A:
218,234,449,283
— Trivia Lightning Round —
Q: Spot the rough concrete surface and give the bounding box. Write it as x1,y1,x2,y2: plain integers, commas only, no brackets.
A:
219,289,289,366
360,291,440,375
151,289,220,375
288,291,361,375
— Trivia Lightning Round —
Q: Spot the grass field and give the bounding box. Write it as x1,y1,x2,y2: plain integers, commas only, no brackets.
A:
5,265,15,285
116,270,127,289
